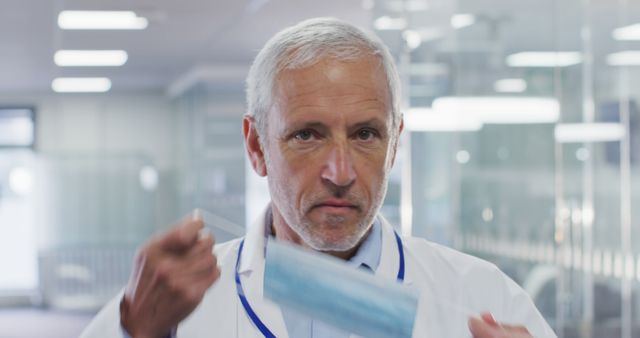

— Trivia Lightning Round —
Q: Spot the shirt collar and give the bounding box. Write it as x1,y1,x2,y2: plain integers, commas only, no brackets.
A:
346,218,382,271
264,208,382,272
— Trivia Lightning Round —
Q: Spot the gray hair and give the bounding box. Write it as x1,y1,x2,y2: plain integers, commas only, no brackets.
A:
246,17,401,138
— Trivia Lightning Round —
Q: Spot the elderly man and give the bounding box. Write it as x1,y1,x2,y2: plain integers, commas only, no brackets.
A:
81,18,556,338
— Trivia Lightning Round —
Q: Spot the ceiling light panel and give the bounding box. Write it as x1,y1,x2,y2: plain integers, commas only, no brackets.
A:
506,52,582,67
612,23,640,40
54,50,128,67
494,78,527,93
374,16,407,30
52,78,112,93
405,108,483,132
58,11,148,30
555,123,626,143
451,14,475,29
433,97,560,124
607,51,640,66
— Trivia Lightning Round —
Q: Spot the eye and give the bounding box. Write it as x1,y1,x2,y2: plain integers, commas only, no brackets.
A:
294,129,314,141
356,128,376,141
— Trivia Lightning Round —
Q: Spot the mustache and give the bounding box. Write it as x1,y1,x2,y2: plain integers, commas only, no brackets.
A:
326,180,354,199
305,184,364,211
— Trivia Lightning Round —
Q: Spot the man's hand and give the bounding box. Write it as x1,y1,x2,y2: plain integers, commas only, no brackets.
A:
120,215,221,338
469,313,533,338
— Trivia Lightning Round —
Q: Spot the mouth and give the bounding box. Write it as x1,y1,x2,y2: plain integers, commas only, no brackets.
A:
313,199,359,214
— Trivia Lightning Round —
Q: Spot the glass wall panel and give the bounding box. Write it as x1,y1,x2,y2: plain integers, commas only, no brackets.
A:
372,0,640,336
172,82,247,242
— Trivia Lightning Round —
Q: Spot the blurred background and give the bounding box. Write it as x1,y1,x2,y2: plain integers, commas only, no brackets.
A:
0,0,639,337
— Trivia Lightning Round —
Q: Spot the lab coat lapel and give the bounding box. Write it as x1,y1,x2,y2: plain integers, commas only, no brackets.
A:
236,211,289,338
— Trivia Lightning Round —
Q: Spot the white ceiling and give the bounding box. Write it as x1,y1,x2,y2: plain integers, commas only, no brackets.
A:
0,0,370,94
1,0,639,96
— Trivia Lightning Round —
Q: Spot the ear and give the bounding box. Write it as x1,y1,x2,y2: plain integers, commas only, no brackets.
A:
243,115,267,177
389,115,404,168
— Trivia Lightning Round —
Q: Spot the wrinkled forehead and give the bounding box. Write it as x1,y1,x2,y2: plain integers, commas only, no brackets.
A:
272,55,392,111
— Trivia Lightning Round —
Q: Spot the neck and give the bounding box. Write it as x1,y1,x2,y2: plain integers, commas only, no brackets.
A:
270,211,369,261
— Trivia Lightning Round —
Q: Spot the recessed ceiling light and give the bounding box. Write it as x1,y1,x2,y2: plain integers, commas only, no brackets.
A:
493,78,527,93
54,50,128,67
506,52,582,67
58,11,148,30
451,14,475,29
606,51,640,66
52,78,112,93
432,97,560,124
613,23,640,41
374,16,407,30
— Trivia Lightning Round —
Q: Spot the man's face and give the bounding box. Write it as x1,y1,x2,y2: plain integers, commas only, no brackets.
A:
246,56,402,252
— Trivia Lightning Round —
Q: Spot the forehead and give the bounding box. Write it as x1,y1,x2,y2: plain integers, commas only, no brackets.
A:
272,56,392,119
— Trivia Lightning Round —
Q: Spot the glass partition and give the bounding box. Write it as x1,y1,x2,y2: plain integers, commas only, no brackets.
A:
370,0,640,336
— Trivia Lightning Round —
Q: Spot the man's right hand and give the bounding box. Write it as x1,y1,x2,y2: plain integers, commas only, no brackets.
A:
120,214,221,338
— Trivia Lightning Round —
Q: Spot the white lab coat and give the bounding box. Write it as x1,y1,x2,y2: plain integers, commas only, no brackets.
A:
80,213,557,338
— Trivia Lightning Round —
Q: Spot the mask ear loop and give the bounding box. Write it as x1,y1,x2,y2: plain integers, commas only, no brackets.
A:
193,208,246,237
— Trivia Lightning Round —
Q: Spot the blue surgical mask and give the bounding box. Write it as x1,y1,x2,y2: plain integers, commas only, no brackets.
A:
264,239,419,338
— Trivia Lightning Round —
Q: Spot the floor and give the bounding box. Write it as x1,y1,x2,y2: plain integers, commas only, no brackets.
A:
0,308,95,338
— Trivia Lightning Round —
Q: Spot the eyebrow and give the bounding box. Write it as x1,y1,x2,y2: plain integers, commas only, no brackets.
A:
348,118,388,132
282,118,390,137
282,121,330,136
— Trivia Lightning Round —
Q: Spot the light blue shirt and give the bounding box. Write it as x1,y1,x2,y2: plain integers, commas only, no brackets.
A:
271,219,383,338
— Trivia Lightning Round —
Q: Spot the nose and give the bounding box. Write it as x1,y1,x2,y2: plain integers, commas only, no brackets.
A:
321,140,356,188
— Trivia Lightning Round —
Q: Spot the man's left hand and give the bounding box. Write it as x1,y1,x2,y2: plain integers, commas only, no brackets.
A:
468,313,533,338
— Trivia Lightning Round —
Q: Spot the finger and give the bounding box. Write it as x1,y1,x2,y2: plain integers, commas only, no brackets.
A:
181,249,218,276
167,256,221,302
192,208,203,222
176,261,221,288
469,316,503,338
170,237,218,277
501,324,530,334
159,218,204,252
170,265,221,307
189,257,219,284
149,236,215,286
181,233,215,259
480,312,499,327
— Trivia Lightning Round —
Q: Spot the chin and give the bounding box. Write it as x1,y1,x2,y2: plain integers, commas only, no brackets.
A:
307,237,358,252
303,224,367,252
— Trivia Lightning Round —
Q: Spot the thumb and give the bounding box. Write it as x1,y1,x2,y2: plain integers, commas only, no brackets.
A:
159,216,204,252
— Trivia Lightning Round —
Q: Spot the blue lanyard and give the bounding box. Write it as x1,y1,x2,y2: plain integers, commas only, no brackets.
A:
234,230,405,338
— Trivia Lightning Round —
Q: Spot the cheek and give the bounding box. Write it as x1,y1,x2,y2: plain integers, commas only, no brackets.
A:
268,150,311,199
354,153,389,191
